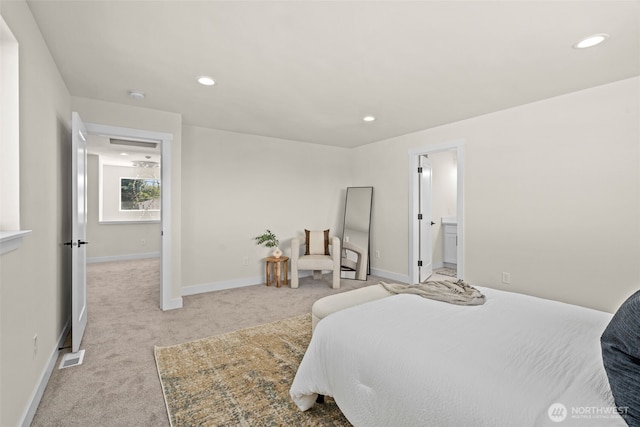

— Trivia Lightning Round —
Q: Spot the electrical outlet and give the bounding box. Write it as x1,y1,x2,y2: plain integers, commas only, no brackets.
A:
375,250,381,259
242,256,249,266
502,272,511,284
33,334,38,358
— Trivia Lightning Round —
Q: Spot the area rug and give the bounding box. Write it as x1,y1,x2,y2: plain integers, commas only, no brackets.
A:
154,314,351,426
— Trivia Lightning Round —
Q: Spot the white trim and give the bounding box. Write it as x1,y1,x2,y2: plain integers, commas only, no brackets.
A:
84,122,177,311
182,276,265,296
369,267,410,284
0,230,31,255
87,252,161,264
408,140,465,285
162,297,183,310
98,220,161,225
84,123,172,143
182,272,315,296
159,129,177,311
20,318,70,427
1,17,21,232
181,269,409,297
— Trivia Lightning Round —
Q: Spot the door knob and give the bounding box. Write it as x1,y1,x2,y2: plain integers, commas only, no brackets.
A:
430,221,436,226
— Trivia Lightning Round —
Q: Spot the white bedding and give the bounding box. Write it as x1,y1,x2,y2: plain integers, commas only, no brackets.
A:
290,287,626,426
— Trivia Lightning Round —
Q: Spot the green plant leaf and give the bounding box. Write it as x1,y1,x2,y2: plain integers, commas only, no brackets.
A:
254,229,279,248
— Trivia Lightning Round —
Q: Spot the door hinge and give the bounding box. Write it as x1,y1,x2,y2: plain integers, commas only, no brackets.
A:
417,167,423,174
418,260,423,267
418,213,423,220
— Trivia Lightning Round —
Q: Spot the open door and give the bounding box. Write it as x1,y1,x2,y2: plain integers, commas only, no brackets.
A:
418,155,433,282
70,112,88,354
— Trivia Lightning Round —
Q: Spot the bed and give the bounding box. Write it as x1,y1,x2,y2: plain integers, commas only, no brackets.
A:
290,286,630,426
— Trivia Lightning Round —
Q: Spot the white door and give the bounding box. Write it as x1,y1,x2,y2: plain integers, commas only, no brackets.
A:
418,155,433,282
71,112,88,353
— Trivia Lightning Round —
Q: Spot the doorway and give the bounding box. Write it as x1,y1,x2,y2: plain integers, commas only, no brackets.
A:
408,140,464,285
84,121,179,311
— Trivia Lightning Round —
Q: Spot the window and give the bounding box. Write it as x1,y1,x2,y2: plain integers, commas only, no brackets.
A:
1,15,20,231
0,15,31,255
97,156,161,223
120,178,161,211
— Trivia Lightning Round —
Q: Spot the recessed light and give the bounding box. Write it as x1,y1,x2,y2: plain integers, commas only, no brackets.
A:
120,152,128,156
363,116,376,122
573,33,609,49
197,76,215,86
128,90,145,100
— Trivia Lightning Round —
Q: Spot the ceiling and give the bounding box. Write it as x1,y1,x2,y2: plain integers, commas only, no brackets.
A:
26,1,640,148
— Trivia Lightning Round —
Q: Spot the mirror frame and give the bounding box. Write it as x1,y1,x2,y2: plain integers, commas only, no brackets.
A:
340,186,373,280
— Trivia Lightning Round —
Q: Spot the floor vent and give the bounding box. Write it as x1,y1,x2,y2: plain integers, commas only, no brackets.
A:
59,350,85,369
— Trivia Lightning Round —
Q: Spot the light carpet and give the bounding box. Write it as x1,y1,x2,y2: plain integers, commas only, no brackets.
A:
154,314,350,426
433,267,457,278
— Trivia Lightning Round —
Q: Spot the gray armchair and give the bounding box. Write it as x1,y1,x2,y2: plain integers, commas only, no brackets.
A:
291,232,341,289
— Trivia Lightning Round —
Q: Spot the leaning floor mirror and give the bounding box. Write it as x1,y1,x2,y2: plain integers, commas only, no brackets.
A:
341,186,373,280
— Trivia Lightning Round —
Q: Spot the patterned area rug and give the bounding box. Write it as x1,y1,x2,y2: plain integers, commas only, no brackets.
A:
154,314,351,426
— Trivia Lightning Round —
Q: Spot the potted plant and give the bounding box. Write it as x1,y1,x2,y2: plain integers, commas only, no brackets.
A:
254,229,282,258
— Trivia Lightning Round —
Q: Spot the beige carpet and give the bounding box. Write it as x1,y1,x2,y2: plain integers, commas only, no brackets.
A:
155,314,350,426
31,258,388,426
433,267,457,278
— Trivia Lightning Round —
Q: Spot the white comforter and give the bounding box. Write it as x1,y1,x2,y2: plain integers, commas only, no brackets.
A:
290,287,626,426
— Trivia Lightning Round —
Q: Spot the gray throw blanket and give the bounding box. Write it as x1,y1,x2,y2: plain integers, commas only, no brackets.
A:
380,280,486,306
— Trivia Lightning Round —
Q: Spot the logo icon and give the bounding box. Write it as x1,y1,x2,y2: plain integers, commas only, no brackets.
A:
548,403,568,423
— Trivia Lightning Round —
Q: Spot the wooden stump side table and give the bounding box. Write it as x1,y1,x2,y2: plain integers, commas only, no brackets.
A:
265,256,289,287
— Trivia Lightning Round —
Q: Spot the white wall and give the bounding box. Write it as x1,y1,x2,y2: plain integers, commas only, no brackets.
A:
181,125,352,292
86,154,161,262
0,2,71,425
354,77,640,313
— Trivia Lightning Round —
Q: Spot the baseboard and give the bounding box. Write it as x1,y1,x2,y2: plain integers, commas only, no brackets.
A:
433,261,445,269
182,275,265,296
162,297,184,311
182,272,314,296
20,317,71,427
87,252,160,264
370,268,410,284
